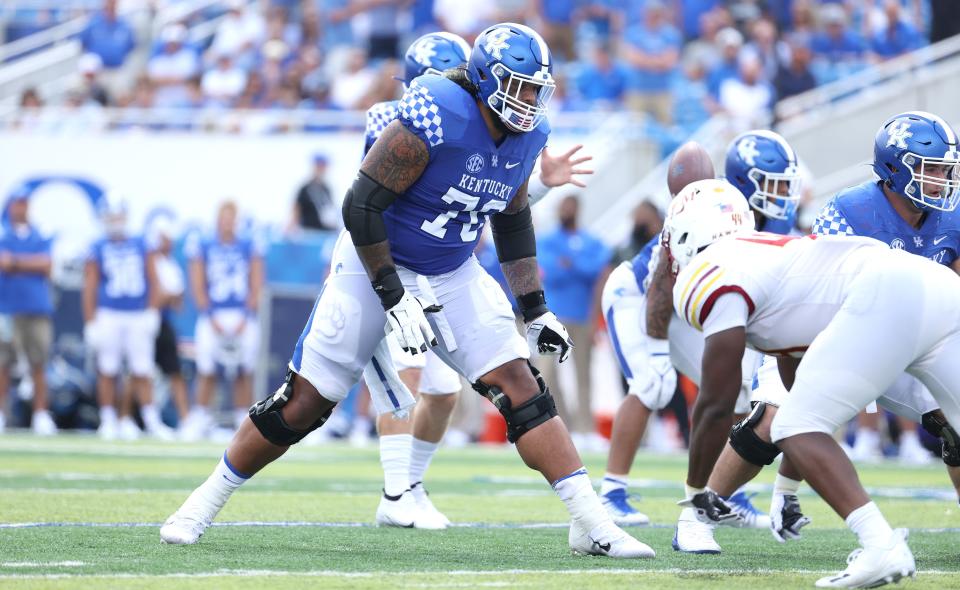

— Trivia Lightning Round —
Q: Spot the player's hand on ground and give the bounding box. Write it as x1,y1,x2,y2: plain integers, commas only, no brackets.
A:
680,489,739,524
642,339,677,408
770,492,811,543
539,144,593,188
384,291,440,354
525,311,574,362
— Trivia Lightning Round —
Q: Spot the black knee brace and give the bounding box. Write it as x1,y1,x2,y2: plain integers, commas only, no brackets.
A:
729,402,782,466
249,369,332,447
472,363,557,443
921,411,960,467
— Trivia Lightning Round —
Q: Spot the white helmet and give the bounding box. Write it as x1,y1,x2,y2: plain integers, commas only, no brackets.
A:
662,179,754,272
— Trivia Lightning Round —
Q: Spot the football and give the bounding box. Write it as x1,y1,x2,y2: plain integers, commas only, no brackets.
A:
667,141,716,196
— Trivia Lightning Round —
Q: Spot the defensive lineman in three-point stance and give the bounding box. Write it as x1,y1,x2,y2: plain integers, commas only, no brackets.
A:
161,23,653,558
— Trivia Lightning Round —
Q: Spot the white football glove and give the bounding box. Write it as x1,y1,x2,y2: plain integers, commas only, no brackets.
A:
384,290,440,355
770,492,812,543
641,337,677,408
525,311,574,362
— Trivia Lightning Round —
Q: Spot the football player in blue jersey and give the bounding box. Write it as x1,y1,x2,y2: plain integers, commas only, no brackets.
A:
161,23,653,558
83,193,171,441
180,201,265,441
600,131,811,551
362,31,595,530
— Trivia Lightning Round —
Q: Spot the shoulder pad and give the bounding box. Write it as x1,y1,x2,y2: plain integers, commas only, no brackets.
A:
398,76,471,148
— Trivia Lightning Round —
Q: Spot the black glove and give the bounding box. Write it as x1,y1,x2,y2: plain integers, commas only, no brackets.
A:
679,490,739,524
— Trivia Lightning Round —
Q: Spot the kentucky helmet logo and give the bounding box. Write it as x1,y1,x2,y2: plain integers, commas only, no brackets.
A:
886,121,913,149
484,28,513,60
412,38,437,67
737,138,760,166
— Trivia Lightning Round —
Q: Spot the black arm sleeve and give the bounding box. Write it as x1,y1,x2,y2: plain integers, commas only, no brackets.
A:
341,171,401,246
490,203,536,263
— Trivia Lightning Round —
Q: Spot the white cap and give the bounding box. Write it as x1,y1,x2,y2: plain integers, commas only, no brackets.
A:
716,27,744,48
78,53,103,74
161,24,187,44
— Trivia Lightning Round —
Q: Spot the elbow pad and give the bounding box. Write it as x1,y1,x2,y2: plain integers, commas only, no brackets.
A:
342,171,401,246
491,204,536,263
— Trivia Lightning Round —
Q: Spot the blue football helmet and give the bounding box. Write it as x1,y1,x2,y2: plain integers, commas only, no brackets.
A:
467,22,555,133
873,111,960,211
724,130,801,221
401,32,471,86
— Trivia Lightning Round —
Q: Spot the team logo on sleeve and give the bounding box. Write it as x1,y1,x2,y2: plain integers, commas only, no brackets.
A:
890,237,906,249
886,122,913,149
466,153,485,173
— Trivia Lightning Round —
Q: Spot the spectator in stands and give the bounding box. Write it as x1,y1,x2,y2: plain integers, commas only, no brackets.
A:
719,53,773,129
775,34,817,101
743,18,786,82
811,3,867,83
536,195,611,451
577,0,624,42
0,190,57,436
679,0,721,40
612,200,663,265
330,48,377,110
354,0,408,60
209,0,265,70
871,0,926,59
707,27,744,98
147,25,200,109
292,153,339,231
622,1,682,124
533,0,577,62
80,0,136,71
201,53,247,107
671,52,718,136
573,43,629,111
76,53,111,107
434,0,497,40
149,218,190,425
316,0,356,53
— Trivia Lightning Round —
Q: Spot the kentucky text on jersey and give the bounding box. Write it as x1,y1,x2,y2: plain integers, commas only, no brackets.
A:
457,174,514,199
381,74,549,276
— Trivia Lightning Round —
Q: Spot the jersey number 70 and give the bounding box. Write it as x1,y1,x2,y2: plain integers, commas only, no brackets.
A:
420,187,508,242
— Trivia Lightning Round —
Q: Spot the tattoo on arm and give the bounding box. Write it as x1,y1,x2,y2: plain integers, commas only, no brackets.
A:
360,120,429,193
646,254,674,339
498,180,541,297
354,120,429,279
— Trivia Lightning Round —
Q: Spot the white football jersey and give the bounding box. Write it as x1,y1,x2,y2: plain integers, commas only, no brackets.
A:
673,232,889,356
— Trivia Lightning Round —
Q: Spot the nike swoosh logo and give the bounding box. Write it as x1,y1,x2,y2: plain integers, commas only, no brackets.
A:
934,236,948,245
505,162,521,169
590,537,611,553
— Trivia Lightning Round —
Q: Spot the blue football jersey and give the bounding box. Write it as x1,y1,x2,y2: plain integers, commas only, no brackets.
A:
630,236,660,295
813,180,960,265
90,236,149,311
186,236,263,311
382,75,550,276
364,100,399,157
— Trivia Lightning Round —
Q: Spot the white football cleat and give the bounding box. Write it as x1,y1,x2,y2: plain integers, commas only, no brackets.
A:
673,507,721,554
410,482,449,529
178,409,213,442
569,519,655,558
375,490,418,528
601,488,651,526
118,416,141,441
160,492,219,545
815,529,915,588
31,410,58,436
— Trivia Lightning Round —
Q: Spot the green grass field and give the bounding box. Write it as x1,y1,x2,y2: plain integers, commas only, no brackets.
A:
0,434,957,589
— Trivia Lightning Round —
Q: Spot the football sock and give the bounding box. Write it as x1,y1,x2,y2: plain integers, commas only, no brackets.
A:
554,468,607,531
773,473,802,495
185,453,250,520
846,501,896,549
409,437,439,488
380,434,412,497
599,473,628,496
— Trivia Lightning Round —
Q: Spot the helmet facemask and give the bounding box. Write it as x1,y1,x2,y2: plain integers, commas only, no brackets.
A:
485,63,554,133
746,166,802,220
901,151,960,211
